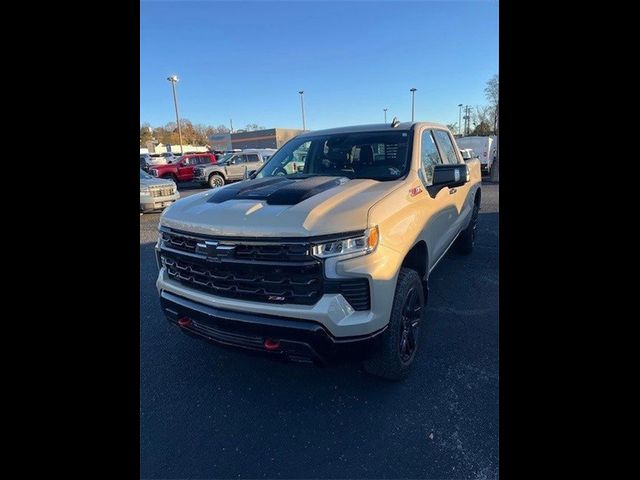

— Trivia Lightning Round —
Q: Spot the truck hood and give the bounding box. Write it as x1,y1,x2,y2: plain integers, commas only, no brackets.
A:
160,175,402,237
140,177,175,188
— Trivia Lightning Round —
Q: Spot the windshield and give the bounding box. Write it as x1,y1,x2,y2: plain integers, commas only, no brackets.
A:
140,169,153,179
256,130,412,181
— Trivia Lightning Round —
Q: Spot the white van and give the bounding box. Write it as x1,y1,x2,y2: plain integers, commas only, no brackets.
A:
456,136,494,175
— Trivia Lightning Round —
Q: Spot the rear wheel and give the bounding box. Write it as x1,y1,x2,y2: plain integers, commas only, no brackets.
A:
363,268,424,381
456,201,480,254
209,173,225,188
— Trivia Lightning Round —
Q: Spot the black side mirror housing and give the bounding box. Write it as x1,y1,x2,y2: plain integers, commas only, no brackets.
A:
427,164,469,197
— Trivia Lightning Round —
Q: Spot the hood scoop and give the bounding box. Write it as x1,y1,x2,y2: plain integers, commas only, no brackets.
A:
207,175,349,206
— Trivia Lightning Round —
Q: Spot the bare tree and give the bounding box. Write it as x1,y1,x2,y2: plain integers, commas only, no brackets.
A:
485,74,498,134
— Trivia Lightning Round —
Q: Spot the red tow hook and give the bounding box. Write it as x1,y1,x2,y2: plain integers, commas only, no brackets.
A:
264,338,281,351
177,317,192,327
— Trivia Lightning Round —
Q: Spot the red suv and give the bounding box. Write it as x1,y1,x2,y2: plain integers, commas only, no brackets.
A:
148,153,217,182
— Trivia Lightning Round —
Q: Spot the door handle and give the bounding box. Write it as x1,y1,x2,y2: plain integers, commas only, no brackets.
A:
449,188,457,194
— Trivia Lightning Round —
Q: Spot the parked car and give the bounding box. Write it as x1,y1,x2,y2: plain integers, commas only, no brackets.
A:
140,153,152,172
148,152,218,183
155,121,481,380
455,136,494,175
139,169,180,213
193,149,276,188
148,152,179,166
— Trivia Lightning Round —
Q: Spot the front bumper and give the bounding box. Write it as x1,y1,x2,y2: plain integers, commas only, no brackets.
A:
160,290,386,364
140,192,180,212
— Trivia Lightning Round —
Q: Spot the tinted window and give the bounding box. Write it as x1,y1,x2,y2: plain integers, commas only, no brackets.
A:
245,154,260,163
420,130,442,185
256,131,411,181
433,130,460,164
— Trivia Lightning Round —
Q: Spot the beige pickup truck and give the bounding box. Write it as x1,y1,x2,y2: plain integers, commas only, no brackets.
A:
155,121,481,380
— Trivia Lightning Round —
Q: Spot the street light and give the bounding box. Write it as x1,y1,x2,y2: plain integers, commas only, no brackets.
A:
458,104,463,136
298,91,306,131
410,88,417,121
384,108,388,123
167,75,184,155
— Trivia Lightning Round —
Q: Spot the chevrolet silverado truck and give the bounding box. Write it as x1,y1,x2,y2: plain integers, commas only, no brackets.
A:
155,121,481,380
193,149,276,188
148,152,217,183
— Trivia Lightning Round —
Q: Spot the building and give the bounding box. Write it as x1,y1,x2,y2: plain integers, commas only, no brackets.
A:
208,128,304,151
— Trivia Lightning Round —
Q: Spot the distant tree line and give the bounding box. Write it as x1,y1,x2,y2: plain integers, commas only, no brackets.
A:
140,120,266,146
447,75,499,136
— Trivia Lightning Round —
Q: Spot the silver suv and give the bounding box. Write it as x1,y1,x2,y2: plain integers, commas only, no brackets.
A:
194,149,276,188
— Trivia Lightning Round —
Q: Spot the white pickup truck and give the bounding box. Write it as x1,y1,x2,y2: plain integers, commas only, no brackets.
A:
155,121,481,380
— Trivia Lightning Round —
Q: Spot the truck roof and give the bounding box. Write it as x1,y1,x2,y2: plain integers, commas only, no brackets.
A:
296,121,447,137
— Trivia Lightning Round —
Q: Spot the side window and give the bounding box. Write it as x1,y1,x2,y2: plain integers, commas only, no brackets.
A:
420,130,443,185
235,156,247,164
246,154,260,163
433,130,460,165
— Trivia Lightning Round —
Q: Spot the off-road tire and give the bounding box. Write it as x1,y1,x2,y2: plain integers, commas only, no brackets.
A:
456,201,479,254
209,173,225,188
363,268,424,381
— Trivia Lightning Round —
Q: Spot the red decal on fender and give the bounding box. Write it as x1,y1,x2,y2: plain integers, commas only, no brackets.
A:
409,186,423,197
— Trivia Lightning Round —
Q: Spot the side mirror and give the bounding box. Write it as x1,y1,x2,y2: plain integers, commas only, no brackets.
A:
427,164,469,197
243,168,258,180
432,163,469,187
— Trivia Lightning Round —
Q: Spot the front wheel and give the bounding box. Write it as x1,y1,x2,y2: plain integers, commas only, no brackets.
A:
363,268,424,381
208,173,225,188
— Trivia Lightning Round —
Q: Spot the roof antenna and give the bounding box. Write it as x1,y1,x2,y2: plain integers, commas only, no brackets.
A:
391,116,400,128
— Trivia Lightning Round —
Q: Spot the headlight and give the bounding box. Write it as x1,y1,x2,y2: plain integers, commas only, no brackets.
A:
311,226,379,259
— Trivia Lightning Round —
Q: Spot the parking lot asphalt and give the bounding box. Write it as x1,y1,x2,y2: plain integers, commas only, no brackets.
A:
140,180,499,479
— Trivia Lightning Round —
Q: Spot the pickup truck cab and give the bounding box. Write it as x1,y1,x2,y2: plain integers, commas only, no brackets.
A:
149,152,217,183
193,149,276,188
155,122,481,380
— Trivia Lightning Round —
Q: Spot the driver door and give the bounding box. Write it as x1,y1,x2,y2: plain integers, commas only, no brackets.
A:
225,155,247,180
177,156,194,181
417,128,459,269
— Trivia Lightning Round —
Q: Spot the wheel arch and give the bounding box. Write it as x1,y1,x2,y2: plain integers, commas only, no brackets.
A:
401,240,429,286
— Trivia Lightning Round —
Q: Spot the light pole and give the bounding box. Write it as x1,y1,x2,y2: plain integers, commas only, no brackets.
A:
384,108,388,123
410,88,417,121
167,75,184,155
298,90,306,131
458,103,463,136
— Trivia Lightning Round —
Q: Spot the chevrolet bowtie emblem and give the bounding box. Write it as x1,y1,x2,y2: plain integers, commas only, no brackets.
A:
196,241,235,261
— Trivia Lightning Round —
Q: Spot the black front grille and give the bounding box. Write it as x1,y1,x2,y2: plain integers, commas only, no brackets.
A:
159,228,371,309
160,230,311,262
161,251,323,305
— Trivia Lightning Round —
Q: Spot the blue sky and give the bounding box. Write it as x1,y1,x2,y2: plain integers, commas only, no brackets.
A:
140,0,498,131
